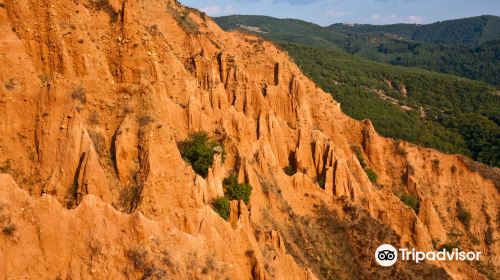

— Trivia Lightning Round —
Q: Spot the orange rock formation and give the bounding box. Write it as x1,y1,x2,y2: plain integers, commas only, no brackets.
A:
0,0,498,279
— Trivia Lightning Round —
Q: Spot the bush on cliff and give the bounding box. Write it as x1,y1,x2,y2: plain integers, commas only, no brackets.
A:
213,197,230,220
400,193,419,213
178,132,223,178
224,175,252,204
457,201,472,229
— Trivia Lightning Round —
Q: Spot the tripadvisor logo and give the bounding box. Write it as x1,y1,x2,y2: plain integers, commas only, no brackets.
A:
375,244,481,267
375,244,398,267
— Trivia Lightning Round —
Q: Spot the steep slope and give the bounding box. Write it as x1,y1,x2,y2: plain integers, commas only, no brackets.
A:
0,1,499,279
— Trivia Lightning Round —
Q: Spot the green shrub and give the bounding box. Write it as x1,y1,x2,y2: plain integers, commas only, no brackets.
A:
364,168,378,183
457,202,472,229
317,176,326,189
179,132,223,178
400,193,419,212
351,146,378,183
351,145,366,167
212,197,230,220
283,165,297,176
224,175,252,204
2,224,16,235
438,242,459,252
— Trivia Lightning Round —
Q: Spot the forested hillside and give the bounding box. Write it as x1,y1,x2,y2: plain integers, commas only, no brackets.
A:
281,43,500,166
215,15,500,86
329,15,500,45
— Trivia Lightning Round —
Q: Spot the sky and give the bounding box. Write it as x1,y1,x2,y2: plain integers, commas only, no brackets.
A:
180,0,500,26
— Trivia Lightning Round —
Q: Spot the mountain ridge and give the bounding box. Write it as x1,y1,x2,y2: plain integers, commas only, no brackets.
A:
329,15,500,45
215,14,500,86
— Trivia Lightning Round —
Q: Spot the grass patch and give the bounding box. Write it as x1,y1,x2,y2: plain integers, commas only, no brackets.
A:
167,7,200,34
137,115,153,126
88,130,106,157
351,145,378,184
364,168,378,183
400,193,419,213
351,145,366,167
457,201,472,230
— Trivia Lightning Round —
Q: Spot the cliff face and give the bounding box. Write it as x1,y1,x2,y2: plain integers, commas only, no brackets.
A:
0,0,498,279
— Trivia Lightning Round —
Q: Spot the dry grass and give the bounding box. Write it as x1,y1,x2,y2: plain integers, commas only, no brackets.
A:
4,78,15,90
2,224,16,235
71,87,87,104
267,201,450,280
88,130,106,157
460,156,500,190
88,111,100,125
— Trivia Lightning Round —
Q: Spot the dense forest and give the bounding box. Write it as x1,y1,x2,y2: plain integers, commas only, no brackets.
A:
215,15,500,86
281,43,500,167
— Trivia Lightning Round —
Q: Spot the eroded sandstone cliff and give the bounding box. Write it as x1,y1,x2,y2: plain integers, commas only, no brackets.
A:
0,0,498,279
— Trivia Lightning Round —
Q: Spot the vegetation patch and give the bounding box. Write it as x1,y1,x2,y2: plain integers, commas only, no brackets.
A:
351,145,378,184
437,242,460,252
400,193,419,213
283,165,296,176
0,160,12,174
456,201,472,230
316,176,326,189
212,197,230,220
88,130,106,157
4,78,15,90
119,184,143,213
2,224,16,235
167,7,200,34
211,175,253,220
178,132,224,178
224,175,252,204
88,111,100,125
364,168,378,183
71,86,87,104
137,115,153,126
271,202,449,279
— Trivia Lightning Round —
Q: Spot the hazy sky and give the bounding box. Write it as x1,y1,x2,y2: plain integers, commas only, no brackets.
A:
180,0,500,26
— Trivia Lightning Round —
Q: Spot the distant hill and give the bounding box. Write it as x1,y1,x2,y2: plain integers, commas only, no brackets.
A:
329,15,500,45
215,15,500,86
